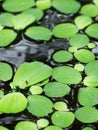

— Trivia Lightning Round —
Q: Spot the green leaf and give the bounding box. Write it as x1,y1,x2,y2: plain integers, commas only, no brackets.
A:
0,29,17,47
74,15,92,29
74,63,84,72
78,87,98,106
22,8,43,21
37,119,49,129
12,13,35,30
0,62,13,81
52,0,81,14
0,92,27,113
81,127,94,130
27,95,53,117
53,101,68,111
52,66,82,84
25,26,52,41
36,0,51,10
83,75,98,87
51,111,75,128
29,86,43,95
85,60,98,75
45,125,63,130
53,23,78,38
44,82,70,97
11,61,52,89
0,126,8,130
2,0,35,12
74,49,95,63
15,121,38,130
80,4,98,17
69,34,89,49
75,107,98,123
85,23,98,38
0,12,13,27
53,50,73,63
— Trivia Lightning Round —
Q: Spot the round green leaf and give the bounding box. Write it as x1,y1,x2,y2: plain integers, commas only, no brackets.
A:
15,121,38,130
11,61,52,89
51,111,75,128
85,60,98,75
74,15,92,29
22,8,43,21
74,63,84,72
36,0,51,10
0,92,27,113
0,62,13,81
27,95,53,117
12,13,35,30
2,0,35,12
25,26,52,41
83,75,98,87
37,119,49,129
44,82,70,97
52,66,82,84
52,0,81,14
0,126,8,130
0,12,13,27
85,23,98,38
53,101,68,111
80,4,98,17
29,86,43,95
53,23,78,38
82,127,94,130
78,87,98,106
53,50,73,63
69,34,89,49
75,107,98,123
45,125,63,130
87,43,96,49
74,49,95,63
0,29,17,47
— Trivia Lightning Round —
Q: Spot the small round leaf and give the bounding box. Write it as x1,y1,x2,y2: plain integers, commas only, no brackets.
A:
15,121,38,130
74,49,95,63
51,111,75,128
83,75,98,87
78,87,98,106
36,0,51,10
0,92,27,113
69,34,89,49
53,23,78,38
75,107,98,123
85,23,98,38
27,95,53,117
0,29,17,47
44,82,70,97
52,66,82,84
53,50,73,63
74,15,92,29
0,126,8,130
0,12,13,27
80,4,98,17
52,0,81,14
85,60,98,75
0,62,13,81
2,0,35,12
45,125,63,130
25,26,52,41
